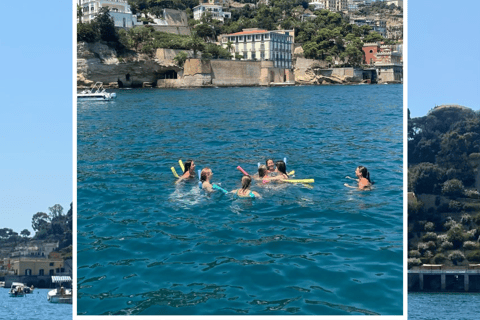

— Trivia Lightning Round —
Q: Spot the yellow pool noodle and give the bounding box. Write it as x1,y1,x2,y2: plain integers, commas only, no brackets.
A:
179,160,185,173
171,167,180,178
287,170,295,176
282,179,314,184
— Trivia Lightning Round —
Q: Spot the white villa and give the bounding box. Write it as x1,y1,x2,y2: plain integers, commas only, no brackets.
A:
309,0,348,12
77,0,141,28
193,3,231,22
220,29,293,69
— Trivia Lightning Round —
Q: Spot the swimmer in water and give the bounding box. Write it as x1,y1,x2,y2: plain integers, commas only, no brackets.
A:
200,167,213,192
266,159,275,173
255,165,283,183
275,160,289,179
177,159,196,182
345,166,372,190
232,175,260,198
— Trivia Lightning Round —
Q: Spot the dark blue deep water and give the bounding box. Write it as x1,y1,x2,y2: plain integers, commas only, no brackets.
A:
77,85,403,315
409,293,480,319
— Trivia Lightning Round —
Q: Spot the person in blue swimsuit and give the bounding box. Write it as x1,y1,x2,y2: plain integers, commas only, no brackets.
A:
232,176,260,198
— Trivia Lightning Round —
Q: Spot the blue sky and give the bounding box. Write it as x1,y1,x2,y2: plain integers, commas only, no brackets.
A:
408,1,480,118
0,2,72,234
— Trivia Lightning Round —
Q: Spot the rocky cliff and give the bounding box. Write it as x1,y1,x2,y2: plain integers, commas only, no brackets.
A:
77,42,181,88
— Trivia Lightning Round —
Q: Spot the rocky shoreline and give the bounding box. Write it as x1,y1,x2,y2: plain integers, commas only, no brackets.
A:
78,42,401,89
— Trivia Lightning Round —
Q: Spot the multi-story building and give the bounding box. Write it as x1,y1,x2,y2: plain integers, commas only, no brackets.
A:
347,0,372,11
220,28,294,69
350,17,387,37
362,42,402,82
193,3,231,22
77,0,140,28
10,258,65,276
309,0,348,12
11,242,58,259
386,0,403,8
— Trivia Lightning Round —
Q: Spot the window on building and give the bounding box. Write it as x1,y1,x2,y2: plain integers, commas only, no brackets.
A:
49,262,54,266
265,34,269,40
49,269,54,275
239,36,244,42
252,52,256,59
243,52,247,59
247,35,251,41
39,269,44,276
256,35,260,40
25,269,32,276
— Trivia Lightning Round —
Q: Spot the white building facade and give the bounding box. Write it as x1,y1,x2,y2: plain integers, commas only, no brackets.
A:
309,0,348,12
78,0,140,28
220,29,293,69
193,4,231,22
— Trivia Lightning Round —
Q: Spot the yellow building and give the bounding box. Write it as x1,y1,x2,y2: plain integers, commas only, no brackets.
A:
11,259,64,276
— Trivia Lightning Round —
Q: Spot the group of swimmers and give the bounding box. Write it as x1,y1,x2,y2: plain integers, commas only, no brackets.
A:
176,159,372,197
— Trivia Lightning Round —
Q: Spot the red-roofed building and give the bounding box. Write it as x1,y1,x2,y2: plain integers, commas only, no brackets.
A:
219,28,294,69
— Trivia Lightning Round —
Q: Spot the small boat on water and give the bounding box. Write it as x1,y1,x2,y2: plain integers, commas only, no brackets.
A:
77,82,116,101
9,282,27,297
24,285,35,294
47,276,72,304
0,281,4,288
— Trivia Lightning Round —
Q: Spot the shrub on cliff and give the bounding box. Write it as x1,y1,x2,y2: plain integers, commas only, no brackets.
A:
432,253,447,264
77,23,98,42
422,232,438,242
447,225,465,249
464,241,479,250
466,250,480,262
448,250,465,265
173,51,188,67
408,258,422,269
442,179,465,197
439,241,453,252
448,200,464,212
424,222,435,232
408,163,446,195
409,250,421,258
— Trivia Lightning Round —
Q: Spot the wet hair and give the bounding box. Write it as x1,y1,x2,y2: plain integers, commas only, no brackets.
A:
357,166,372,183
183,160,194,174
266,159,274,168
200,167,211,182
258,165,268,178
241,175,251,191
275,160,287,175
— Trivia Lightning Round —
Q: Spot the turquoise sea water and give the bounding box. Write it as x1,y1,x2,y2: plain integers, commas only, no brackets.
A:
409,292,480,319
77,85,403,315
0,288,71,320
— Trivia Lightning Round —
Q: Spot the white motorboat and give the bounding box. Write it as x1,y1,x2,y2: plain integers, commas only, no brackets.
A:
47,276,72,304
77,82,116,101
9,282,26,297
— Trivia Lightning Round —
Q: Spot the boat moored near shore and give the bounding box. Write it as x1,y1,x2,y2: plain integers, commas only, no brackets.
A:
77,82,116,101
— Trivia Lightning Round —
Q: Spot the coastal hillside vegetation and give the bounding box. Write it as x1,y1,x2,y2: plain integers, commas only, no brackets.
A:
408,106,480,268
0,203,72,254
78,0,400,66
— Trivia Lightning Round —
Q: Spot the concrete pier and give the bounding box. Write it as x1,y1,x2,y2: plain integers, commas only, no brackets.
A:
409,264,480,292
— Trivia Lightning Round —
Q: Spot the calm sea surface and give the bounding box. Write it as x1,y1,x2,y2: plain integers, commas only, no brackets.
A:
77,84,403,315
0,288,71,320
409,292,480,319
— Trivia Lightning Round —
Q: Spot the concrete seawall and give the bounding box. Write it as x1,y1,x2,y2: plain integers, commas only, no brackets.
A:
409,267,480,292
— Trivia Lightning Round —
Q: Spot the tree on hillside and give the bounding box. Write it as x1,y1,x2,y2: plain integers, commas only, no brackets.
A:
20,229,31,238
77,5,83,24
32,212,49,232
93,7,120,43
185,32,205,58
49,204,64,220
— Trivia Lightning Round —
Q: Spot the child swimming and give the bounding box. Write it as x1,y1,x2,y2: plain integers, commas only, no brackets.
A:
200,167,213,192
275,160,289,179
232,175,260,198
